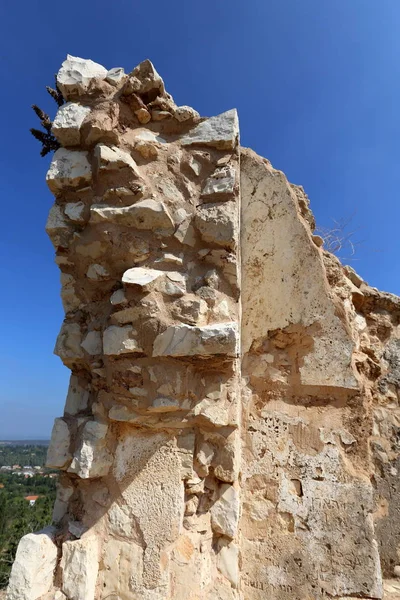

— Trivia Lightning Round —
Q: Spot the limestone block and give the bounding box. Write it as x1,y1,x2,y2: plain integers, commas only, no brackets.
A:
129,128,166,158
202,166,236,198
46,418,72,468
122,266,164,289
57,54,107,97
94,143,139,175
161,272,187,297
193,399,233,427
174,105,200,122
90,198,174,232
174,216,197,246
103,325,143,355
52,483,74,523
177,432,195,479
210,484,239,539
65,375,89,415
46,148,92,193
128,59,165,95
344,264,364,287
6,527,58,600
46,204,72,249
180,109,239,150
64,201,86,223
98,539,143,599
113,431,184,591
171,296,208,326
60,273,81,312
81,330,102,355
196,442,214,475
69,421,111,479
152,109,172,121
86,263,110,280
187,155,202,176
130,128,167,145
153,322,239,357
110,288,127,306
106,66,126,86
52,102,91,146
213,434,240,483
240,148,358,390
68,521,86,538
54,322,84,363
302,480,383,598
155,252,183,266
108,502,136,538
108,405,141,423
195,201,237,249
61,537,99,600
217,541,239,588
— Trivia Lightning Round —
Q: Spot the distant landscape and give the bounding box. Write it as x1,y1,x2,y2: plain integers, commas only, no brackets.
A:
0,444,57,589
0,440,50,446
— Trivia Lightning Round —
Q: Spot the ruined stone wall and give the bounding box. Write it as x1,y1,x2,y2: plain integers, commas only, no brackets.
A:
6,55,400,600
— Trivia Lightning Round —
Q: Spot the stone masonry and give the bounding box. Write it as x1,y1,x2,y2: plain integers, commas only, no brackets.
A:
6,54,400,599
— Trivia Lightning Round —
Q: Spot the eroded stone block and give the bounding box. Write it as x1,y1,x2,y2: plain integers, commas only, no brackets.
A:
6,528,58,600
153,322,239,357
52,102,91,146
46,418,72,469
57,54,107,97
69,421,111,479
46,148,92,192
61,537,99,600
103,325,143,356
180,109,239,150
90,198,174,231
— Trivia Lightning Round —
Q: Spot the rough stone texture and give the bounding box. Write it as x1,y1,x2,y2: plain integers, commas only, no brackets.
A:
52,102,91,146
61,537,99,600
90,198,174,231
10,54,400,599
153,322,239,357
57,55,107,98
6,528,57,600
180,109,239,149
46,418,71,468
68,421,112,478
46,148,92,192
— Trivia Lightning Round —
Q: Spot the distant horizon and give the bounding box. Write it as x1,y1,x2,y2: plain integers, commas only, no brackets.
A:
0,439,50,444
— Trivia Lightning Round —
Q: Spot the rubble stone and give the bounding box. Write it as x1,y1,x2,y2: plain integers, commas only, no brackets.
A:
103,325,143,355
46,418,72,468
65,375,89,415
90,198,174,231
57,54,107,97
68,421,111,479
52,102,91,146
6,528,58,600
180,109,239,150
211,484,240,538
46,148,92,192
153,322,239,357
61,537,99,600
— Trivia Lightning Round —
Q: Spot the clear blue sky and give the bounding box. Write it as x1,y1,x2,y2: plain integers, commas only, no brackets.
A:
0,0,399,439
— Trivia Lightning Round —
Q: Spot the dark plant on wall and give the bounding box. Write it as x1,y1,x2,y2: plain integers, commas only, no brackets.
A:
30,76,64,157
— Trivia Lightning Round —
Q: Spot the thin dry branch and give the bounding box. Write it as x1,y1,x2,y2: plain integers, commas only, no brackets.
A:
315,212,365,261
